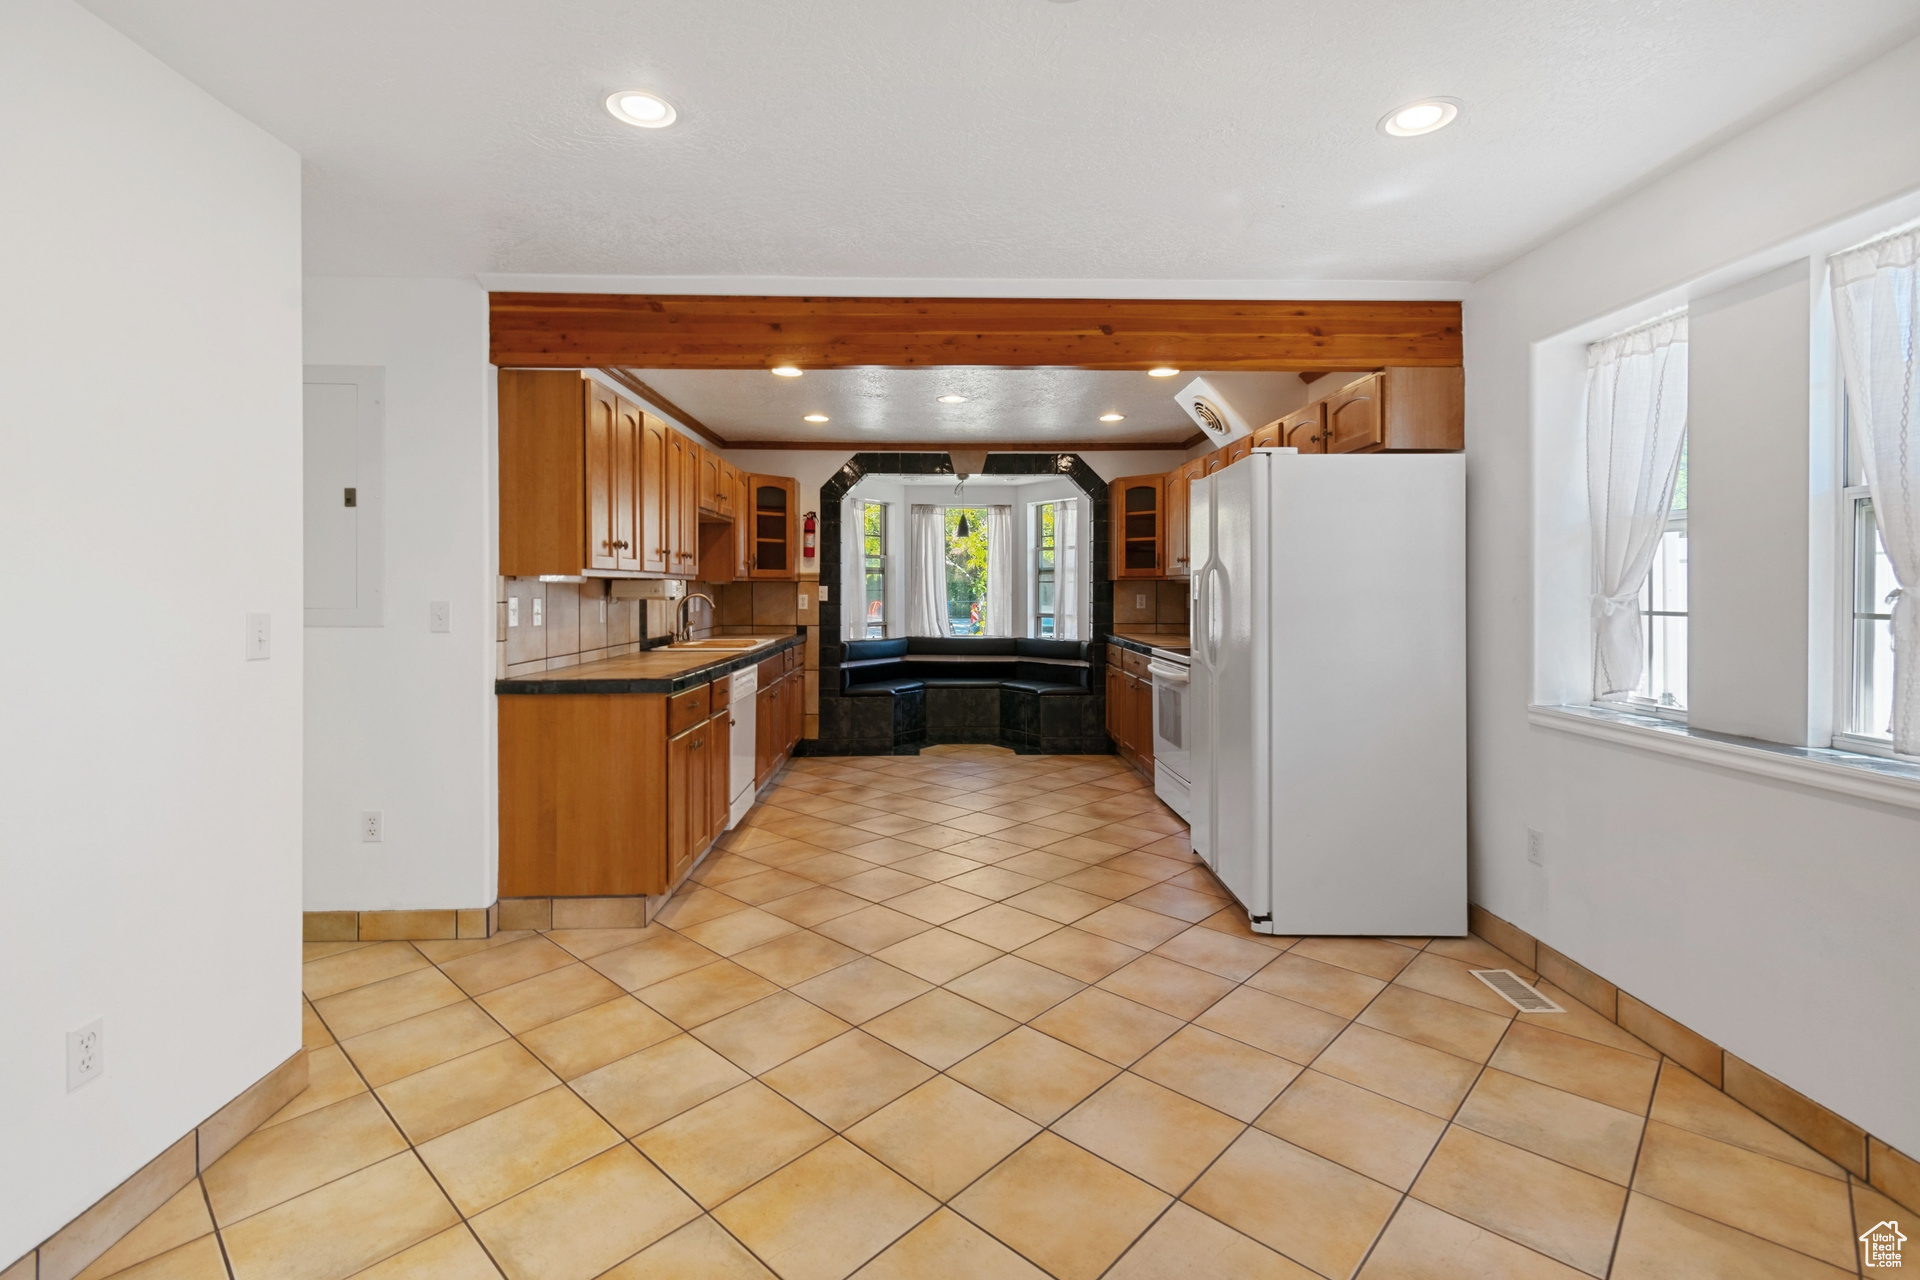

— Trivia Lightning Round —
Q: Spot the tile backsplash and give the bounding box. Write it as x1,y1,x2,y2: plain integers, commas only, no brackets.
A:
496,577,822,739
497,578,719,678
1112,578,1192,632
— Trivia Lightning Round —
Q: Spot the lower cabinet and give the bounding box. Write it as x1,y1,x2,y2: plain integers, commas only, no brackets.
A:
1104,656,1154,773
668,706,732,887
498,666,773,900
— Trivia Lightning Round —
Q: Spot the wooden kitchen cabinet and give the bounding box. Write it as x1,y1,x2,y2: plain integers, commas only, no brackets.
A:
640,412,670,573
1223,437,1252,468
666,719,703,887
707,707,732,845
1251,420,1282,449
584,381,617,571
1281,402,1327,453
1127,673,1153,768
1110,475,1166,578
750,476,800,580
1323,368,1464,452
680,438,701,575
668,702,732,886
499,648,801,899
503,370,658,578
714,458,737,520
1203,450,1228,476
1165,458,1204,579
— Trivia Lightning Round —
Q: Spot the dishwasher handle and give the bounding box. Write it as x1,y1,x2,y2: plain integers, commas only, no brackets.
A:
1147,659,1190,684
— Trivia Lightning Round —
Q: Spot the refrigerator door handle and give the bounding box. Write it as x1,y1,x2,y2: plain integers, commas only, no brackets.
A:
1202,564,1227,669
1193,565,1213,670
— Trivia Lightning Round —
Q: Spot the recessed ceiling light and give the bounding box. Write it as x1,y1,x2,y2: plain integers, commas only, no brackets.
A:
606,90,677,129
771,365,803,377
1380,98,1459,137
937,394,968,404
803,413,829,423
1100,413,1125,422
1148,367,1180,378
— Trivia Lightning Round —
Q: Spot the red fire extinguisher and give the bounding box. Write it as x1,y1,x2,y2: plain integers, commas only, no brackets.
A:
802,511,817,563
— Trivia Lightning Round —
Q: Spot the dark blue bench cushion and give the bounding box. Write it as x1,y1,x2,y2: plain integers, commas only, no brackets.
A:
1015,638,1088,661
844,638,909,662
922,676,1006,688
846,677,925,695
907,637,1019,656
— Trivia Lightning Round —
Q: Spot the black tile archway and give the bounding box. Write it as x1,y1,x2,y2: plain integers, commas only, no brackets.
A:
811,452,1113,754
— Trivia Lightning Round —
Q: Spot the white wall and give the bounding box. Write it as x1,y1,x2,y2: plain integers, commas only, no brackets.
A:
302,280,496,911
1469,32,1920,1153
0,0,304,1258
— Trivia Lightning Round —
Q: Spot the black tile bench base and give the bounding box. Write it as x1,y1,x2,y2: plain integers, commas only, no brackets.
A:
822,636,1111,756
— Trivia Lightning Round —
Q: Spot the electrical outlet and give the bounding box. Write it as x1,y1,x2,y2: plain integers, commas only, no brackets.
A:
532,597,543,627
798,592,809,609
508,597,519,627
68,1019,103,1091
1526,828,1544,866
1135,593,1147,610
430,600,450,633
245,612,271,661
361,810,384,842
818,585,829,601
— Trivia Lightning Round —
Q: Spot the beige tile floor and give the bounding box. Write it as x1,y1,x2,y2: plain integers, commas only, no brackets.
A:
88,748,1896,1279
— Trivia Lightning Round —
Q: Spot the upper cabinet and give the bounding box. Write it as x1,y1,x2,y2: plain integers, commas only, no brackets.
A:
498,369,796,580
1164,458,1204,579
750,477,799,579
1322,368,1464,453
1111,474,1166,579
1108,364,1462,580
1280,402,1327,453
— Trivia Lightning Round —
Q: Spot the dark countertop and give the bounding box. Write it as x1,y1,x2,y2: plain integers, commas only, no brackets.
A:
1108,631,1191,659
495,632,804,695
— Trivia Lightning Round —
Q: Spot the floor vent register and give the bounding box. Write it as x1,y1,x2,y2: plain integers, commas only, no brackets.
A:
1470,969,1564,1013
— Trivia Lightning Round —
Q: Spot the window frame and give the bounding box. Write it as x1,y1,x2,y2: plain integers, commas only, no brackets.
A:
1032,501,1057,639
1833,396,1906,758
860,500,887,639
1612,507,1689,722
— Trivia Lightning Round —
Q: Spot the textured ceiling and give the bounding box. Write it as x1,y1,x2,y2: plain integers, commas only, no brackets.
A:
82,0,1920,282
624,368,1317,444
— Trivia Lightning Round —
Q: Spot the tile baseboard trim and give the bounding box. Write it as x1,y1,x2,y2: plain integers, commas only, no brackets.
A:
302,904,498,942
12,1048,307,1280
1468,902,1919,1212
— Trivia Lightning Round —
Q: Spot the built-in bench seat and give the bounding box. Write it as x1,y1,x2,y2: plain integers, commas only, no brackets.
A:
836,637,1105,753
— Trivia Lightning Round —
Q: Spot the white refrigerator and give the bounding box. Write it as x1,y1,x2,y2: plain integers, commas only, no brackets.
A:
1188,450,1466,936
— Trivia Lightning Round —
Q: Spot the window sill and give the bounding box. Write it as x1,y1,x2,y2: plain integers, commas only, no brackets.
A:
1528,704,1920,812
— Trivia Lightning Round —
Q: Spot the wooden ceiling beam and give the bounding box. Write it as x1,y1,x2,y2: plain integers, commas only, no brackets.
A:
489,293,1462,370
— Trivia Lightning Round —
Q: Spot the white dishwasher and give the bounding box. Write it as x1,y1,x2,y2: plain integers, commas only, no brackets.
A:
727,663,758,828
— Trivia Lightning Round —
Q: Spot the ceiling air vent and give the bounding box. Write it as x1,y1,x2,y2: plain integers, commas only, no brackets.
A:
1471,969,1564,1013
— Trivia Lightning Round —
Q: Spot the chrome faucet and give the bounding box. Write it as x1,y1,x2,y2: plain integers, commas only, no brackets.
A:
676,591,717,643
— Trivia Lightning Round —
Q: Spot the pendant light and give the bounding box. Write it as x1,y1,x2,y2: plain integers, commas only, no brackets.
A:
955,511,972,538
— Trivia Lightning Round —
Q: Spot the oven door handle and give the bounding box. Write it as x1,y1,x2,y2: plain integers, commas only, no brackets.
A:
1147,660,1190,684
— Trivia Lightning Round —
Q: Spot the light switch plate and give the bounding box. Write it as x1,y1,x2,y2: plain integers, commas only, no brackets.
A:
245,613,271,661
508,597,519,627
430,600,450,633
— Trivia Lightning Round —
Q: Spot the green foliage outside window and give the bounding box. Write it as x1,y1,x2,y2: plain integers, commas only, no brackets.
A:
945,507,988,634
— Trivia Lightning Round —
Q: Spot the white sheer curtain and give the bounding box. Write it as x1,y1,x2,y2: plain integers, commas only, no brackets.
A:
904,504,947,637
1833,227,1920,753
1587,313,1689,698
1056,499,1082,640
985,505,1013,636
